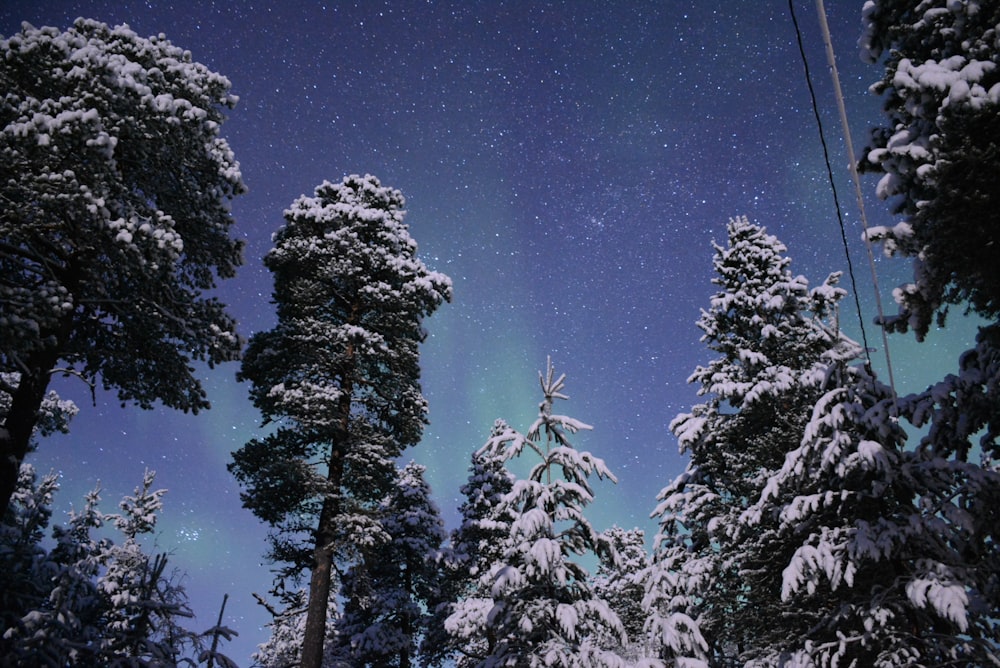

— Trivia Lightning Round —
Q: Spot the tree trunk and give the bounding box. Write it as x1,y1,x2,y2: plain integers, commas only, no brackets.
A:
400,564,412,668
1,267,76,518
300,334,355,668
300,477,340,668
0,351,58,517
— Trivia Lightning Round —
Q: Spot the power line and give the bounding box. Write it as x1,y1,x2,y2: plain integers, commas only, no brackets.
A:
787,0,899,401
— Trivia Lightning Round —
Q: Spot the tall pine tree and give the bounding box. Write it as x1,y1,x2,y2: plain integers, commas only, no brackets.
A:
230,174,451,668
0,20,245,515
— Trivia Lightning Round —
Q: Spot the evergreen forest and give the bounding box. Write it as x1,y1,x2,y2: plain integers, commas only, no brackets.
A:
1,2,998,666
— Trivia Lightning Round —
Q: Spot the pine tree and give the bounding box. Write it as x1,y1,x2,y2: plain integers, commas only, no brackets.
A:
331,461,445,667
451,358,625,668
424,422,517,667
0,20,246,516
0,374,78,444
643,216,859,666
230,174,452,668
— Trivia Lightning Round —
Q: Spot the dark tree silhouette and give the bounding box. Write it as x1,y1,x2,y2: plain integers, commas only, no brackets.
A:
0,19,245,515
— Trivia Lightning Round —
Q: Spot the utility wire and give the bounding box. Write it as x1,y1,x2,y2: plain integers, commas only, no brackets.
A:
787,0,871,361
813,0,899,402
788,0,899,402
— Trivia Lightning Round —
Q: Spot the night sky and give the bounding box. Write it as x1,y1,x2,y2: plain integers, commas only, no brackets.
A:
0,1,980,662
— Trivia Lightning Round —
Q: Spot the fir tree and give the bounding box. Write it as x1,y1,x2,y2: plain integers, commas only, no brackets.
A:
230,174,452,668
449,358,625,668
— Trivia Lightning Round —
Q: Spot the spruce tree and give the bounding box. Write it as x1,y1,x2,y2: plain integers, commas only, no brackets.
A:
424,424,517,667
449,359,625,668
860,0,1000,335
230,174,451,668
691,8,1000,659
743,357,999,665
330,461,445,667
0,465,61,648
0,467,234,665
592,527,651,663
643,217,858,665
846,3,1000,662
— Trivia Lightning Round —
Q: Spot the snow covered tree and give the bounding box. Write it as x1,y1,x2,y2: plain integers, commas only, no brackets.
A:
0,19,246,516
860,0,1000,337
424,422,517,667
448,358,626,668
643,216,859,666
94,470,194,661
330,461,445,667
844,3,1000,662
742,355,1000,666
258,464,446,668
0,466,237,666
592,527,651,663
0,465,61,645
230,174,452,668
253,592,309,668
0,374,78,447
696,225,1000,662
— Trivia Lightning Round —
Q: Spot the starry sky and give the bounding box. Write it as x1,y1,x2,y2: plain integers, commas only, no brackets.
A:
0,1,981,662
